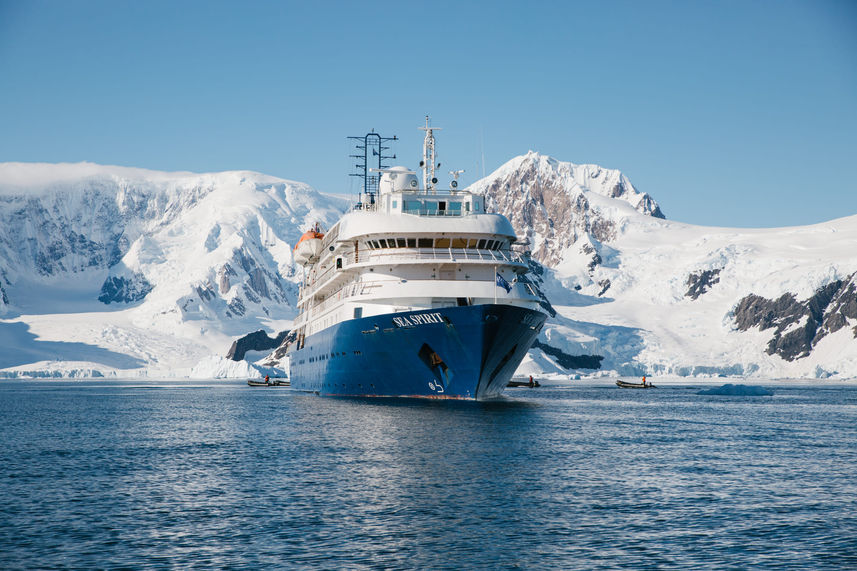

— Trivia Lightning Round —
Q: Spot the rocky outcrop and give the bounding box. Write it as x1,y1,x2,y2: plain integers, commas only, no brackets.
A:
469,152,665,267
227,329,290,361
734,274,857,361
98,273,154,304
531,339,603,370
686,268,722,300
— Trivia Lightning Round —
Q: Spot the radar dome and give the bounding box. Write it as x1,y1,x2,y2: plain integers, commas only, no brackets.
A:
379,166,419,194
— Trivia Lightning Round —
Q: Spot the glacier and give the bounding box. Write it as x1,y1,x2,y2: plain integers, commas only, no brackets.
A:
1,158,856,380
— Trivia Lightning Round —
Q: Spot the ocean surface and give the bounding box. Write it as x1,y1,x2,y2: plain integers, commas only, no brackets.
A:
1,380,856,570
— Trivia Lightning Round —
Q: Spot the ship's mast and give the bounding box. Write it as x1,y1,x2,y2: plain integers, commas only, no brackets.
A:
348,130,397,207
419,115,441,194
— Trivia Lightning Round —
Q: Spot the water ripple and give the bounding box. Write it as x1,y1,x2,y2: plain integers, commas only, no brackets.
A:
1,381,856,569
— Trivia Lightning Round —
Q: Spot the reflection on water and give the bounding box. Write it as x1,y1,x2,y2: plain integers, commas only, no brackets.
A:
1,380,856,569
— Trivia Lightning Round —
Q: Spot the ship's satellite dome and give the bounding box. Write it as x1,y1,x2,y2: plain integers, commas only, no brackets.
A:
379,166,419,194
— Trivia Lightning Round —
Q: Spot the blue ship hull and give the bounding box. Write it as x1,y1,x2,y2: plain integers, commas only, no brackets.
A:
289,304,546,400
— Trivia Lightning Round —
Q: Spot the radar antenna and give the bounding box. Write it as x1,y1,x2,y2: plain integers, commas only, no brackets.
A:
418,115,442,194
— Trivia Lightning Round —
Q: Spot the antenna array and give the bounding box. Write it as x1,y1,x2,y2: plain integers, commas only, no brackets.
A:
347,131,397,203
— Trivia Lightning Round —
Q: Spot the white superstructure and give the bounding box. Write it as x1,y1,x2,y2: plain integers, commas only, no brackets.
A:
291,119,543,349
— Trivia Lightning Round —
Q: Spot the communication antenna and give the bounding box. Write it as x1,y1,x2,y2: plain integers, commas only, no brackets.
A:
347,130,397,206
418,115,442,194
449,169,465,190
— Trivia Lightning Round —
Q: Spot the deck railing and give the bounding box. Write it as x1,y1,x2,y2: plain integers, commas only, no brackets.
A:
346,247,525,266
299,275,539,322
304,247,526,293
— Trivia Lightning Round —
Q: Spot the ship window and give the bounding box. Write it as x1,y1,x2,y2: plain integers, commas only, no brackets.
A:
354,307,362,318
396,238,406,248
451,238,467,248
436,238,450,248
365,241,373,249
477,239,487,249
465,202,471,212
493,241,503,250
448,202,462,212
439,201,446,212
392,200,398,209
418,238,433,248
378,239,388,248
467,239,478,248
371,240,380,249
407,238,416,248
425,201,437,213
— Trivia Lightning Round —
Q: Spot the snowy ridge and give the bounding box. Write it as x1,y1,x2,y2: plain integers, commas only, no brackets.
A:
0,162,345,377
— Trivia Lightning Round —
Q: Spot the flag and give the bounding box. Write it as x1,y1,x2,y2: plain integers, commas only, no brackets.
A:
495,272,512,293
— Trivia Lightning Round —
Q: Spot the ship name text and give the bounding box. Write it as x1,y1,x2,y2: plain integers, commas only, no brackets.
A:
392,312,444,328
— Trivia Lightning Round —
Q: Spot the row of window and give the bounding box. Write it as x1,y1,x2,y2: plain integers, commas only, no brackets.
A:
364,237,505,250
305,350,362,364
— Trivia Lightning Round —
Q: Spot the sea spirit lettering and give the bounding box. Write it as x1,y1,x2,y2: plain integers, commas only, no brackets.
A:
393,312,444,328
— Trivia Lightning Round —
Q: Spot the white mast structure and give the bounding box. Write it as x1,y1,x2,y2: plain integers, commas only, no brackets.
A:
419,115,441,194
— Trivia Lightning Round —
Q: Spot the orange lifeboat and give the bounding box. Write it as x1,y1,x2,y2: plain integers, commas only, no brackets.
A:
293,224,324,266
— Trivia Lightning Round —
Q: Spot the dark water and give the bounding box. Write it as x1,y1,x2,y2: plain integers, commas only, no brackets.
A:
1,380,856,570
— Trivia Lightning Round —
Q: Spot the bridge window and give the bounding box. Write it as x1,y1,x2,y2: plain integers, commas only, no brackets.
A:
436,238,450,248
407,238,416,247
418,238,433,248
477,239,486,249
396,238,406,248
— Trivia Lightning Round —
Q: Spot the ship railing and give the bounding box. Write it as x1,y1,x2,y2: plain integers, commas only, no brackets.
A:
346,247,526,267
303,280,385,319
301,248,527,304
301,275,541,322
402,208,470,217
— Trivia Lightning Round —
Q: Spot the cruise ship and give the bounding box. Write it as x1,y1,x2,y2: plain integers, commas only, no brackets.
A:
286,119,548,399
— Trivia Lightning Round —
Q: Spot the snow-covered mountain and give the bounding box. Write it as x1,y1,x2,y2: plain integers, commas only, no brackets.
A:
470,151,664,268
0,162,344,377
472,153,857,379
1,157,855,380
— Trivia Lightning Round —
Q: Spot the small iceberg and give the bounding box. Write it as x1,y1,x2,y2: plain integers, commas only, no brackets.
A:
697,384,773,396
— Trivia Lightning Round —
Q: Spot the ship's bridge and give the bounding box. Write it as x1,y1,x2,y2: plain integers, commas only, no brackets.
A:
375,166,484,217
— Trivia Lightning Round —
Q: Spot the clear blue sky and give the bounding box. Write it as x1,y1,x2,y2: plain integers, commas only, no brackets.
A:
1,0,855,228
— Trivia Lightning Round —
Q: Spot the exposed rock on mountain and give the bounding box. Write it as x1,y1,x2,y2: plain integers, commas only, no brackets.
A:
531,339,603,370
734,274,857,361
686,268,722,300
469,152,664,267
227,329,289,361
98,273,154,304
